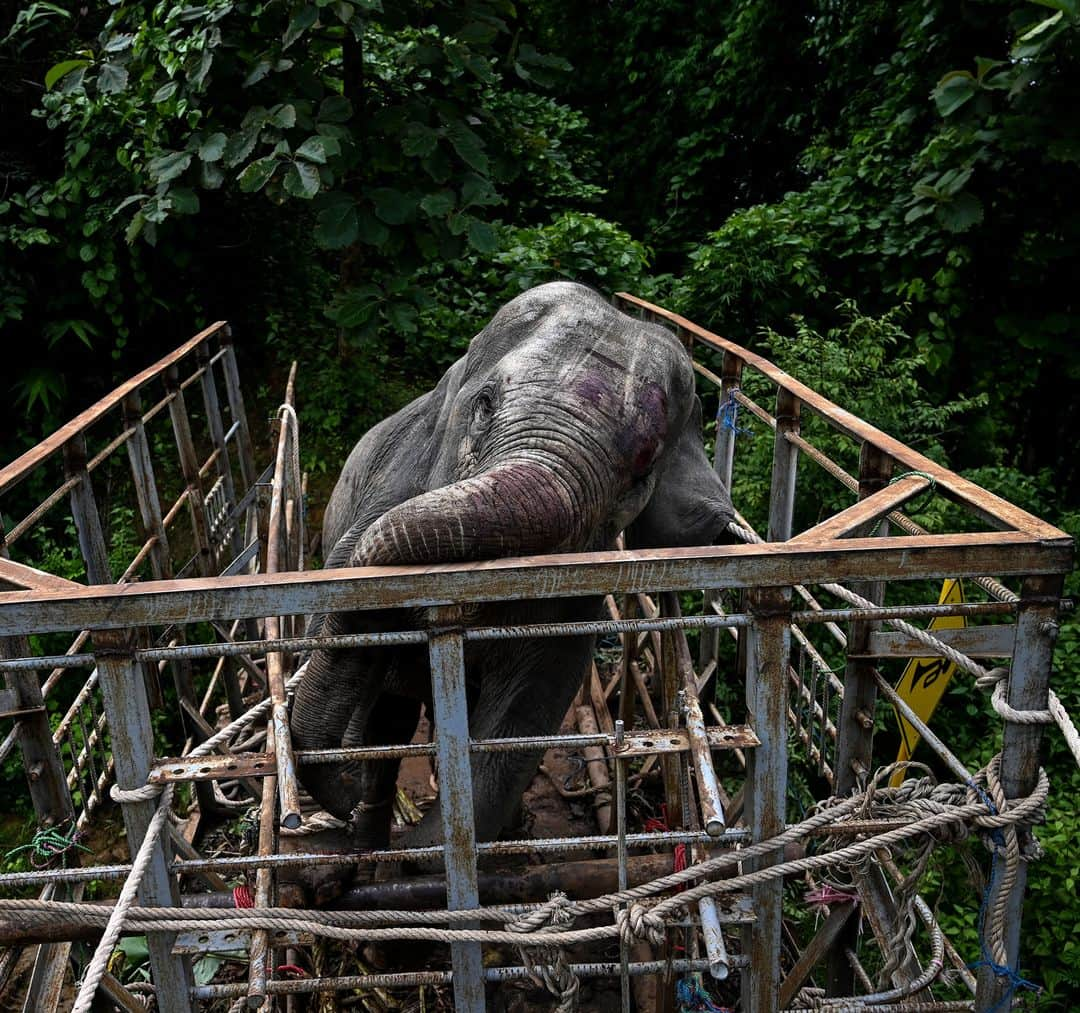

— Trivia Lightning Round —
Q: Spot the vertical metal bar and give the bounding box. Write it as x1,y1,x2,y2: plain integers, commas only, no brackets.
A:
614,718,631,1013
427,607,484,1013
767,389,800,543
975,573,1063,1011
741,585,791,1013
659,613,685,829
165,365,215,576
220,329,257,498
63,435,113,585
712,351,744,491
122,391,174,581
827,442,915,996
198,344,243,559
701,351,745,671
248,717,278,1009
92,630,192,1013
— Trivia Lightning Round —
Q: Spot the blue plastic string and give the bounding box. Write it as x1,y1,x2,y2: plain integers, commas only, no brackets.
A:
717,388,752,438
965,779,1041,1010
675,977,733,1012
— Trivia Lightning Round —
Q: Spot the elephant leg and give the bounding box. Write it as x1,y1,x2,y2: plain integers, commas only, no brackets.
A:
291,612,394,824
401,632,594,854
340,690,423,854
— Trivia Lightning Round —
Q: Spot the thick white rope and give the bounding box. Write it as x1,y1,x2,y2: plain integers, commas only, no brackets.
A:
74,666,309,1009
727,520,1080,771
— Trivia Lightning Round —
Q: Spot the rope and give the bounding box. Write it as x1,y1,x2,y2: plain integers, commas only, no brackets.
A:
277,403,304,572
888,470,938,513
10,757,1043,953
509,892,580,1012
717,388,753,437
725,520,1080,772
3,822,89,869
676,977,733,1012
72,664,310,1010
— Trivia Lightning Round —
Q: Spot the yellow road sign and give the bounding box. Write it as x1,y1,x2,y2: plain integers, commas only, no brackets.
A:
890,579,965,787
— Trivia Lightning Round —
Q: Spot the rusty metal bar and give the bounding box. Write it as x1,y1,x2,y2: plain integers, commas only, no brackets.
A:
123,391,174,581
427,609,485,1013
0,321,226,497
617,292,1065,541
192,957,745,999
198,343,243,559
768,388,801,542
741,584,791,1013
975,574,1063,1011
662,593,725,835
0,532,1064,639
791,474,932,544
247,717,278,1007
0,600,1019,672
220,330,257,499
165,364,215,576
90,631,192,1012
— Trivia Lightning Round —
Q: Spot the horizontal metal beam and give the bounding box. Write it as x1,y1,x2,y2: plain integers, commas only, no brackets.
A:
853,624,1016,660
149,725,760,783
0,533,1069,636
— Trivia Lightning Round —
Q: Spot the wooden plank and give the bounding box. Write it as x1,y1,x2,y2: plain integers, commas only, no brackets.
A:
0,532,1069,638
0,322,226,497
778,902,857,1008
616,293,1069,541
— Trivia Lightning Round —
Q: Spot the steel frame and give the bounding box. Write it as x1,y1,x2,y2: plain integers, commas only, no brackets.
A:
0,295,1071,1012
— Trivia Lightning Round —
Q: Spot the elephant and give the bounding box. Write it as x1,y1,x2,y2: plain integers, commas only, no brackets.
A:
289,281,735,860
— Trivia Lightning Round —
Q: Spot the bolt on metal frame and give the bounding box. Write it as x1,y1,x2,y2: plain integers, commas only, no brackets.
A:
0,294,1071,1012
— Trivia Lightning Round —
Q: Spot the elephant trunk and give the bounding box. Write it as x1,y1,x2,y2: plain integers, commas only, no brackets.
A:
292,458,604,824
353,460,593,567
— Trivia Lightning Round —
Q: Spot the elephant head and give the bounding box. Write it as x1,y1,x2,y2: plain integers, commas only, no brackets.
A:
291,282,734,837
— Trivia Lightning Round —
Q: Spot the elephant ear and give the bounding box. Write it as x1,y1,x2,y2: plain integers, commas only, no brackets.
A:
625,395,735,549
321,355,470,562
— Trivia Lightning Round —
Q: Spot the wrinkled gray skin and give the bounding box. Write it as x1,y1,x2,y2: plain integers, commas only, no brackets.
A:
290,282,734,858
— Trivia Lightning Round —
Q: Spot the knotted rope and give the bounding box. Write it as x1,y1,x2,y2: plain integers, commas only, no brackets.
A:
509,891,580,1012
3,821,89,869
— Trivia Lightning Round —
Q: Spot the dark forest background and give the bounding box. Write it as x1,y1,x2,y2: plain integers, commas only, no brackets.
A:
2,0,1080,1004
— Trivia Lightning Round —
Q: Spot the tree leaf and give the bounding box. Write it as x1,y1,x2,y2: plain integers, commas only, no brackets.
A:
45,59,88,90
467,218,497,253
937,192,984,233
1018,9,1064,42
313,192,358,248
270,104,296,128
443,118,489,174
461,173,501,207
238,157,279,192
295,136,329,163
401,123,438,157
223,126,259,168
420,190,455,217
283,5,318,49
1029,0,1078,13
357,208,389,246
199,132,228,162
97,62,129,95
283,161,320,198
369,187,415,225
152,80,179,103
148,150,192,183
386,302,418,334
319,95,353,123
933,73,977,117
167,187,200,214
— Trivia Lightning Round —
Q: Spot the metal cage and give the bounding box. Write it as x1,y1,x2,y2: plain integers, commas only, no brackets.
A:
0,295,1072,1012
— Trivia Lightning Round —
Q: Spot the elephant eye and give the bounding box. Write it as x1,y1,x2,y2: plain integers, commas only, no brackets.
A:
471,388,496,431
